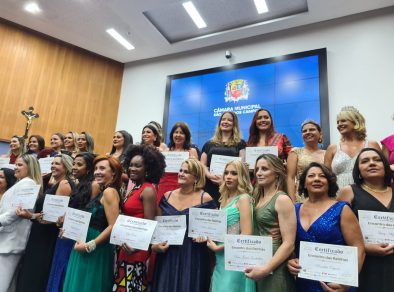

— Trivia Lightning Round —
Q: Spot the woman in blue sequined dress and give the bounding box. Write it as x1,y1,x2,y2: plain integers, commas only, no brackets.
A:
287,162,365,292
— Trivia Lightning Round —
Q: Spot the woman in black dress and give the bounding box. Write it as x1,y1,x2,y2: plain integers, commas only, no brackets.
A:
338,147,394,292
200,111,246,203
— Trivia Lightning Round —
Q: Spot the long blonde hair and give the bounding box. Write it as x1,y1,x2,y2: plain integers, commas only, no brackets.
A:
253,154,287,204
20,154,43,194
219,160,252,206
211,111,242,146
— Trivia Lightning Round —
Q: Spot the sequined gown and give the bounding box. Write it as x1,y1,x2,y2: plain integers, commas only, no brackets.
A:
295,201,355,292
332,141,367,189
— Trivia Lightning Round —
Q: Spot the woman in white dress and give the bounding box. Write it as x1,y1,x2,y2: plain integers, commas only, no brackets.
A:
0,154,42,292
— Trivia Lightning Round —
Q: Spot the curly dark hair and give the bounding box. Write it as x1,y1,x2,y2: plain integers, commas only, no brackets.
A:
123,144,166,184
353,148,392,186
167,122,192,150
298,162,338,198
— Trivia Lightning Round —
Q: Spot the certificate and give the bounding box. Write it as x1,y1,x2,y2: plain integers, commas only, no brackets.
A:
151,215,187,245
188,208,227,242
42,194,70,223
299,241,358,287
245,147,278,169
210,155,241,175
11,185,41,209
162,151,189,173
63,208,92,243
358,210,394,245
39,157,54,174
110,215,157,251
225,234,272,271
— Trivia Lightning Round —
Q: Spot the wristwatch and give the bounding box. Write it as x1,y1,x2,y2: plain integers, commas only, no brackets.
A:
31,214,37,220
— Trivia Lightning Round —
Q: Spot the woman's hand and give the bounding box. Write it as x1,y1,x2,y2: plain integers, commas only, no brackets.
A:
122,243,136,255
74,241,87,253
365,243,394,256
56,215,64,228
193,236,208,243
151,242,169,253
287,258,301,277
245,266,271,281
207,238,222,252
320,282,350,292
16,208,33,219
209,173,222,185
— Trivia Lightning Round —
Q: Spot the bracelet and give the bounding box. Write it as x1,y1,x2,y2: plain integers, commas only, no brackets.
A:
85,240,97,253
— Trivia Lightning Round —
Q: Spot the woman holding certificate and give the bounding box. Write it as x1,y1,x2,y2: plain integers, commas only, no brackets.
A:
201,111,246,203
338,148,394,292
63,155,122,292
208,160,255,292
46,152,99,292
16,154,74,292
247,109,292,162
158,122,198,197
244,154,296,291
0,154,42,292
287,120,325,201
287,162,365,291
113,144,166,292
151,158,216,292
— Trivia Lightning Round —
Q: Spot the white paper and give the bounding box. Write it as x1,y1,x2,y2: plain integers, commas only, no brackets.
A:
151,215,187,245
299,241,358,287
210,155,242,175
188,208,227,242
225,234,272,271
39,157,54,174
11,184,41,209
42,194,70,223
0,157,14,170
358,210,394,245
110,215,157,251
162,152,189,173
63,207,92,243
245,147,278,169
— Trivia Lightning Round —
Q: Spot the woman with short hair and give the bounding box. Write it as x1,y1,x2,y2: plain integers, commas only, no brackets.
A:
324,106,380,189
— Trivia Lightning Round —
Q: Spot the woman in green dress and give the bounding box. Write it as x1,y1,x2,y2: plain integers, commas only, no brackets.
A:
245,154,296,291
62,156,122,292
208,160,255,292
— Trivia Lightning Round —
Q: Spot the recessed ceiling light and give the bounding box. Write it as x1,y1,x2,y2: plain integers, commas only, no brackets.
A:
254,0,269,14
182,1,207,29
106,28,135,50
24,2,41,14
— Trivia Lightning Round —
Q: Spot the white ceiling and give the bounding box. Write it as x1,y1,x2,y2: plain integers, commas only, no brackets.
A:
1,0,394,63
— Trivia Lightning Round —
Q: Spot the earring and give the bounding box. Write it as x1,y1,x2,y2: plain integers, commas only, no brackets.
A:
193,181,197,191
318,137,323,144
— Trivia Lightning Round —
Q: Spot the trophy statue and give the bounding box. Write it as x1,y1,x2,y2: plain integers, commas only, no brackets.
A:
21,106,39,139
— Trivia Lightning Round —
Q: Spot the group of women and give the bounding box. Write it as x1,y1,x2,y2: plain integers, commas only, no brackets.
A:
0,105,393,292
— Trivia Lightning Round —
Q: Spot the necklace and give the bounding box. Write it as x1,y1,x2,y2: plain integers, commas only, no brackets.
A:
362,183,389,193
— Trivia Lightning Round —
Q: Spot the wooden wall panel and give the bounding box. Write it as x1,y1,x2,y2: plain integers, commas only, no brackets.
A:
0,20,124,155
